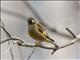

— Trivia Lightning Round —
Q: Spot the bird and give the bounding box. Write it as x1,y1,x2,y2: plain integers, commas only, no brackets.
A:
27,17,58,47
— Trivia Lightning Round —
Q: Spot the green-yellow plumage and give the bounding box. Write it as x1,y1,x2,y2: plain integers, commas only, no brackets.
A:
27,17,58,47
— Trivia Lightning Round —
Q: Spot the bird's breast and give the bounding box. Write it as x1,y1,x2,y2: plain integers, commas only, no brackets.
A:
28,28,45,41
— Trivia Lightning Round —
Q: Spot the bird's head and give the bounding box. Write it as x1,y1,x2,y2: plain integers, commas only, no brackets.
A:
27,17,37,25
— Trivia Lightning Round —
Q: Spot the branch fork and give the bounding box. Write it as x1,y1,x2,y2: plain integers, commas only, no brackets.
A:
1,24,80,55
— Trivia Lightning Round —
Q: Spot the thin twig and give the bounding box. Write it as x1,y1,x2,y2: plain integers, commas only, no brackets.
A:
1,23,80,54
1,22,23,59
1,34,80,52
27,47,36,60
66,28,76,38
1,26,11,37
1,21,14,60
3,43,14,55
1,19,80,60
0,37,24,45
0,33,80,59
59,34,80,49
51,28,76,55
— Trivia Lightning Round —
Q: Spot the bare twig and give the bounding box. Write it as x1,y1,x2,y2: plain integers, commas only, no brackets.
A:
1,34,80,52
59,34,80,49
3,43,14,55
27,47,36,60
1,24,80,55
1,18,80,60
1,26,11,37
21,34,80,51
66,28,76,38
0,38,23,44
52,28,78,54
1,20,14,60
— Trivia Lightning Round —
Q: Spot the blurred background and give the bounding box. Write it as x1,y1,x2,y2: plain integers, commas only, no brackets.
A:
1,1,80,60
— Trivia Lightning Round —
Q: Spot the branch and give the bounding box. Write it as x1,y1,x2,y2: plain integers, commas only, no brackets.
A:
1,19,80,60
1,20,14,60
66,28,76,38
0,38,23,44
27,47,36,60
16,34,80,55
59,34,80,49
1,23,80,54
1,26,11,37
0,34,80,53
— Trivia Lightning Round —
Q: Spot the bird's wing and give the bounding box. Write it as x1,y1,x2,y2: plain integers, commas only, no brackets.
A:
36,22,45,31
36,22,47,36
36,23,55,42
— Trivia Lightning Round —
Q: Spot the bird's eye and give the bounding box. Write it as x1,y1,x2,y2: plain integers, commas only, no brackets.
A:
32,20,35,23
28,17,36,24
28,19,35,24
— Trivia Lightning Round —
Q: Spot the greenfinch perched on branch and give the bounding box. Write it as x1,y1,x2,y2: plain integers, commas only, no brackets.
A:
27,17,58,47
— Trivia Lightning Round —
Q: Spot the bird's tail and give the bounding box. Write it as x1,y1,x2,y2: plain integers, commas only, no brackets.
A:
46,36,59,48
46,36,55,42
48,37,55,42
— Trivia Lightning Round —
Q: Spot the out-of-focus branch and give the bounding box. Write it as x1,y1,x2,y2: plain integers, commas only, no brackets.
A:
27,47,36,60
23,1,73,39
2,9,27,20
1,2,79,60
2,4,73,39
